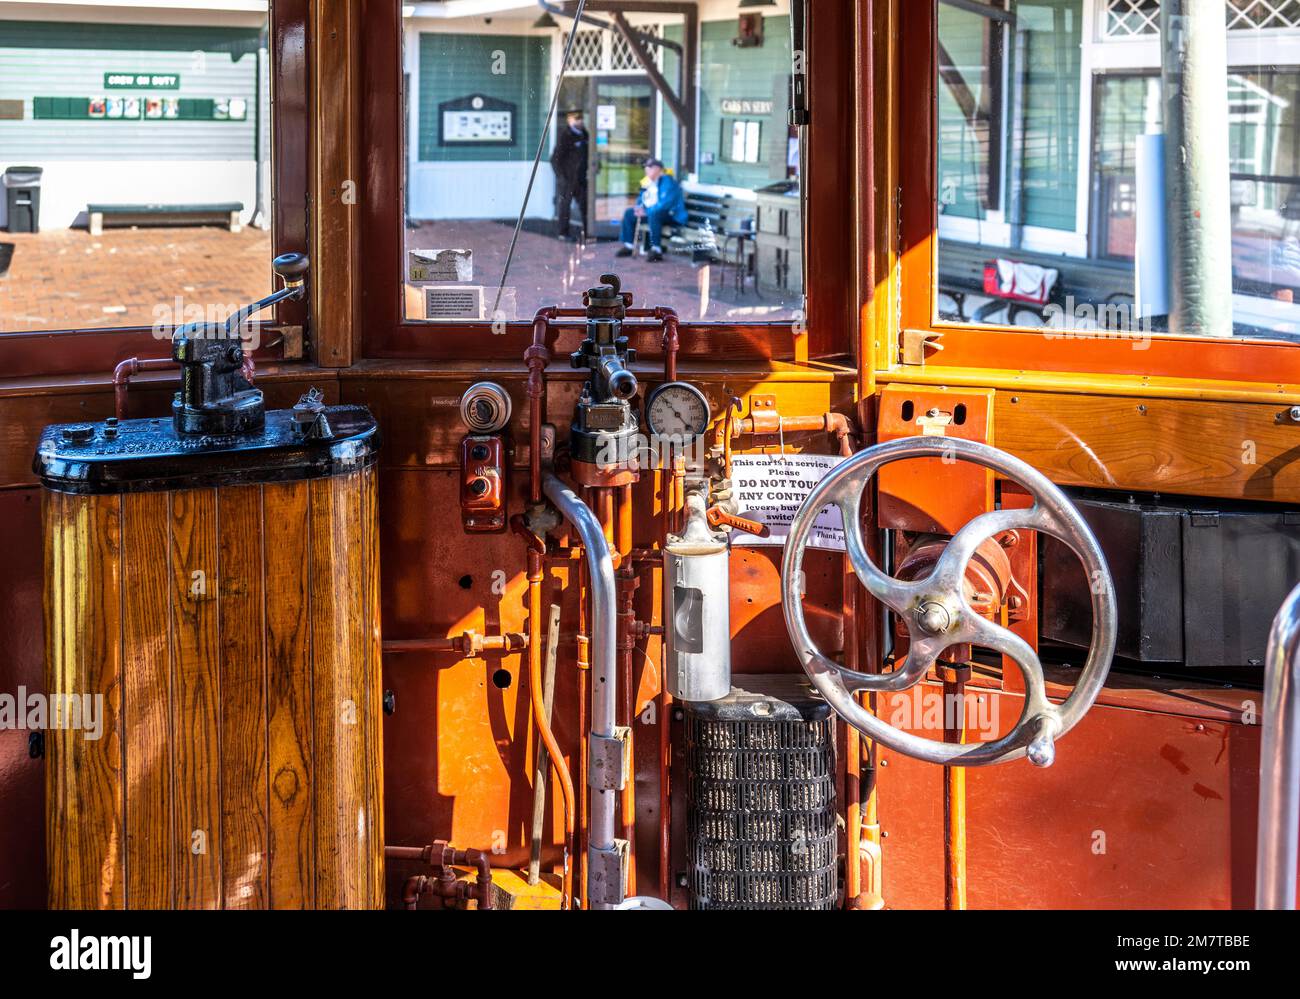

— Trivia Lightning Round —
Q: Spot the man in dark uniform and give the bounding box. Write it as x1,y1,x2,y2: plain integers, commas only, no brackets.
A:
550,109,589,241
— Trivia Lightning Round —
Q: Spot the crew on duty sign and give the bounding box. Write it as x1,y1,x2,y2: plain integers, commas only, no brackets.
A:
105,72,181,90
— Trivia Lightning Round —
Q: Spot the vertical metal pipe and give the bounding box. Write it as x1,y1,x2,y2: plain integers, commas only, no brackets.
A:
1257,583,1300,910
615,484,637,897
942,666,969,911
1160,0,1234,336
544,474,620,909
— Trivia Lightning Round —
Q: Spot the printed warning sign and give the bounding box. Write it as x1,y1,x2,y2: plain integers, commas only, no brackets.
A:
424,286,482,320
731,453,847,551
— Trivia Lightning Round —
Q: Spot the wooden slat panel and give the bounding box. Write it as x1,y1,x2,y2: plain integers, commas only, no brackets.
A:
995,392,1300,503
361,467,385,906
217,485,269,908
121,491,175,908
43,489,68,906
310,472,369,907
168,488,222,908
263,479,314,908
44,492,124,908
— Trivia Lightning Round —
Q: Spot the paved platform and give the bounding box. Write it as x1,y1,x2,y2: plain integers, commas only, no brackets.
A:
0,218,801,335
407,219,801,323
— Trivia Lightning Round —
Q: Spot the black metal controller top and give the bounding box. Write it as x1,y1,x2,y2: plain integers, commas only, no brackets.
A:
171,251,309,437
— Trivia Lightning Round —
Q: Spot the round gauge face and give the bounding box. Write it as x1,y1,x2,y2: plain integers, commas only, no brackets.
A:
646,382,711,439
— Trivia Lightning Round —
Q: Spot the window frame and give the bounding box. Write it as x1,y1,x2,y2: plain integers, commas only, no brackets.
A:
356,0,857,365
888,0,1300,393
0,2,308,380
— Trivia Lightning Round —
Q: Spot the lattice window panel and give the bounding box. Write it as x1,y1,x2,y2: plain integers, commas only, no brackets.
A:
568,30,604,73
1104,0,1161,37
1227,0,1300,29
609,24,659,72
1105,0,1300,35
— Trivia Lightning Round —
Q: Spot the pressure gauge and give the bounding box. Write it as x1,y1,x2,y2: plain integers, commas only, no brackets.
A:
645,381,711,439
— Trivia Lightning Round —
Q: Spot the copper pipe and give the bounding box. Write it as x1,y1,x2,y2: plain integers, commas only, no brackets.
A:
618,483,634,559
618,483,639,894
733,411,858,457
527,545,576,909
385,843,563,868
655,466,674,900
596,489,616,555
576,555,591,909
112,356,174,420
394,841,494,910
670,457,687,538
942,666,970,911
657,307,681,382
843,568,862,907
525,307,557,505
383,632,527,656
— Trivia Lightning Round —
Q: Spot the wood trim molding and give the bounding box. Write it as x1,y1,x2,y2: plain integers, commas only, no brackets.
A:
311,0,362,368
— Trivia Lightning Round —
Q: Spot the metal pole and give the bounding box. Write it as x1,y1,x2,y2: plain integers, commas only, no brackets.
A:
1160,0,1234,336
252,22,268,231
543,473,621,909
1257,583,1300,910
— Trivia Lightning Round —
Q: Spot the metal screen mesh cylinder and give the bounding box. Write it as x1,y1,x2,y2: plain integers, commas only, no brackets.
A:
684,676,838,910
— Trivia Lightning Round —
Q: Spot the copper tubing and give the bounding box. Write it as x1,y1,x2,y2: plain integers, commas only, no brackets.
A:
112,356,174,420
527,545,576,909
942,667,969,911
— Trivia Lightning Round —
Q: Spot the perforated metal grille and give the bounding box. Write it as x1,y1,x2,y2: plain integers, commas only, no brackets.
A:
685,702,838,911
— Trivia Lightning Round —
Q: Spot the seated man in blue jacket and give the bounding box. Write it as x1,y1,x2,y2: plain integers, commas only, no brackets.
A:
616,159,688,263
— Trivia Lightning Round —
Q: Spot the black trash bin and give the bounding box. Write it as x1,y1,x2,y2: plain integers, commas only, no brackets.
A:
3,166,43,233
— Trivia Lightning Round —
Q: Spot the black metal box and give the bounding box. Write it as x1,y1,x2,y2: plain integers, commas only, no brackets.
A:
1042,494,1300,668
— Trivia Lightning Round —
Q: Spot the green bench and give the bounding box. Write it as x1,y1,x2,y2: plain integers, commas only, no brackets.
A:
87,202,244,236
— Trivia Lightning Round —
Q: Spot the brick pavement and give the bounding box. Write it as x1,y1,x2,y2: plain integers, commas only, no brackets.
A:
0,226,273,334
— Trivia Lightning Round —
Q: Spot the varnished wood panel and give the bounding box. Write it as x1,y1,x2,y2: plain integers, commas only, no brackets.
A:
168,488,222,908
263,480,316,908
217,485,269,908
309,472,372,908
44,492,124,909
122,491,175,908
995,391,1300,504
45,470,383,909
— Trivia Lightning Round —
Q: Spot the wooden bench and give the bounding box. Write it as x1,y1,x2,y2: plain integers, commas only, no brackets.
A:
662,189,755,263
87,202,244,236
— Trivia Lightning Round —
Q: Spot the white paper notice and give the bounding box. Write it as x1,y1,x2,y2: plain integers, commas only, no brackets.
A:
730,453,847,551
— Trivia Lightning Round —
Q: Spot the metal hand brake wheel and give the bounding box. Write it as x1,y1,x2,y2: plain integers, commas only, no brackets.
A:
781,436,1117,767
